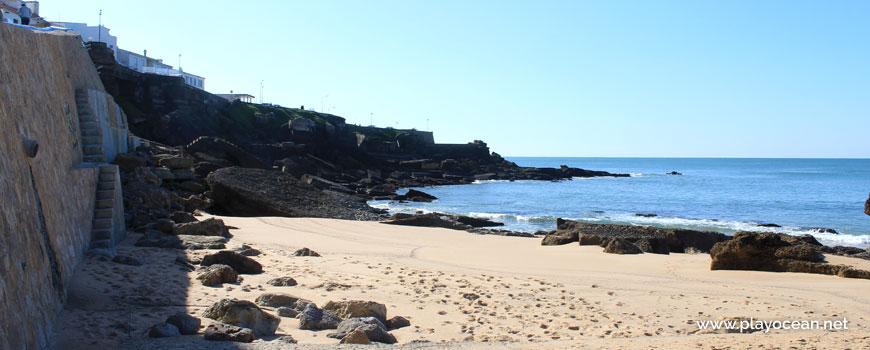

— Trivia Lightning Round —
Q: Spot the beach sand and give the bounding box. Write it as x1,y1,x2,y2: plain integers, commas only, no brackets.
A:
51,215,870,349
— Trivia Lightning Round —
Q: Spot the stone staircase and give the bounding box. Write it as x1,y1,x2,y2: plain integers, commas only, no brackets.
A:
75,89,106,163
76,88,125,249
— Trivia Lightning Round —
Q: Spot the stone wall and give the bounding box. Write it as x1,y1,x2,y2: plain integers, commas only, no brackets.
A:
0,24,129,349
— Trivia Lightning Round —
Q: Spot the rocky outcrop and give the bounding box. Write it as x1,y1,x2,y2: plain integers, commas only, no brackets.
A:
603,238,643,254
207,167,384,220
201,251,263,274
382,213,504,231
710,232,870,279
202,299,280,336
173,218,230,237
541,219,730,254
323,300,387,322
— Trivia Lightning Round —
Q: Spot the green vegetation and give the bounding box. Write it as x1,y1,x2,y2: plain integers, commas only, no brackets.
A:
345,124,413,141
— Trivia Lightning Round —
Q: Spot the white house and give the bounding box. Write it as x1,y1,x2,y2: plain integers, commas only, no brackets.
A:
1,1,43,26
216,93,255,103
111,48,204,90
53,22,118,53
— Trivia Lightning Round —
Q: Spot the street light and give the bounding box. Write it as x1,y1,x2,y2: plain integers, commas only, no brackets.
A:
321,94,329,112
260,80,264,104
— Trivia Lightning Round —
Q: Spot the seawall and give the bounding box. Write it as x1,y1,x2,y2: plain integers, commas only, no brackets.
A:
0,24,134,349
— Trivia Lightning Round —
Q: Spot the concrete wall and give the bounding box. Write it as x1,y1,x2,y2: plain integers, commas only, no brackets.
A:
0,24,128,349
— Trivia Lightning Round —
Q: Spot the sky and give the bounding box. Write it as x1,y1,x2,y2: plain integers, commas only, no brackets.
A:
39,1,870,158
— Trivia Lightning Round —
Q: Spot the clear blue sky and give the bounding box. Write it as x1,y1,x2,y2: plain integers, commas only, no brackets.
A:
41,1,869,158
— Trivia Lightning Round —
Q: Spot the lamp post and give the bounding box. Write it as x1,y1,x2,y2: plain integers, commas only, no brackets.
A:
98,10,102,42
321,94,329,112
260,80,264,104
370,113,373,126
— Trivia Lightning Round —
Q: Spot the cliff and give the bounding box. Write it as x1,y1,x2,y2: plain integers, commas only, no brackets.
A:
0,24,135,349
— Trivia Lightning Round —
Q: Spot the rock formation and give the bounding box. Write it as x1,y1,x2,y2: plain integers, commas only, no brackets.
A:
541,219,730,254
202,299,280,336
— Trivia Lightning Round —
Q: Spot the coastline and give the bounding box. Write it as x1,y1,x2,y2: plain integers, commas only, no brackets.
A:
53,215,870,349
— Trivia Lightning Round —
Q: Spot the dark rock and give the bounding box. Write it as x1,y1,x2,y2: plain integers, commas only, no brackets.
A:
577,233,606,246
177,180,206,192
405,189,437,202
201,251,263,274
113,153,147,172
298,304,343,330
775,244,823,262
197,264,239,286
865,192,870,216
541,231,578,246
294,247,321,257
203,323,254,343
635,213,657,217
202,299,280,336
554,219,729,253
667,171,682,175
145,218,175,233
267,277,298,287
158,156,195,170
177,235,227,250
236,244,261,256
207,167,384,220
327,317,397,344
454,215,504,228
603,238,643,255
386,316,411,330
148,323,180,338
166,313,201,335
323,300,387,322
340,329,371,344
255,293,302,308
819,246,866,256
277,307,299,318
174,217,230,237
170,211,197,224
757,223,781,228
383,213,470,231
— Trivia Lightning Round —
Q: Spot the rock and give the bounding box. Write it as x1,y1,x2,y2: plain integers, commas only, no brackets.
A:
267,277,298,287
298,304,343,330
541,231,578,246
177,180,206,192
383,213,470,231
203,323,254,343
866,192,870,216
197,264,239,286
150,167,176,180
294,247,321,257
148,323,181,338
177,235,226,250
255,293,302,308
603,238,643,254
386,316,411,330
277,307,299,318
144,218,175,233
323,300,387,322
775,244,823,262
113,153,147,172
202,299,280,336
170,211,197,224
635,213,657,217
453,215,504,228
173,169,197,181
159,156,195,170
404,189,437,202
207,167,383,220
112,255,147,266
327,317,397,344
667,171,682,175
201,250,263,274
757,223,781,228
166,313,201,335
577,233,606,246
340,329,371,344
236,244,261,256
174,217,230,237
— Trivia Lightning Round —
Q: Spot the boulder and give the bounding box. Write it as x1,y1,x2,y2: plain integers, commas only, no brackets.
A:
453,215,504,228
236,244,261,256
386,316,411,330
148,323,180,338
201,251,263,274
323,300,387,322
173,169,197,181
340,329,371,344
158,156,195,170
382,213,470,231
136,232,226,250
255,293,302,308
298,304,343,330
173,217,230,237
541,231,578,246
277,307,299,318
294,248,321,257
404,189,437,202
267,277,298,287
865,192,870,216
170,211,197,224
177,181,206,192
166,313,201,335
144,218,175,233
327,317,397,344
603,238,643,255
203,323,254,343
112,153,147,172
577,233,606,246
197,264,239,286
202,299,280,336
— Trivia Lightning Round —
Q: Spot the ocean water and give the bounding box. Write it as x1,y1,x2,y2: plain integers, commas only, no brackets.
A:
370,158,870,248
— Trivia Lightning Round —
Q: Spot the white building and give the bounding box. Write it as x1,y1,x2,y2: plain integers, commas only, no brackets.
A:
216,93,255,103
115,48,205,90
53,22,118,52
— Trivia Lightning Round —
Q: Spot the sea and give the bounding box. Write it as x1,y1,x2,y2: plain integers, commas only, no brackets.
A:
369,158,870,248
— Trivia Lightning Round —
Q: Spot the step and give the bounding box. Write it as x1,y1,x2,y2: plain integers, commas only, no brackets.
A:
92,229,112,241
93,218,113,230
99,166,118,174
94,208,113,219
82,135,102,145
95,199,114,209
79,115,98,123
84,155,107,163
80,121,100,130
83,146,104,155
96,190,114,200
81,128,102,137
90,239,112,249
98,172,115,182
97,181,115,190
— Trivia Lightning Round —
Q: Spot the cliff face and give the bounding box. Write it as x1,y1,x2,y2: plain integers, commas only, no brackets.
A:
0,24,133,349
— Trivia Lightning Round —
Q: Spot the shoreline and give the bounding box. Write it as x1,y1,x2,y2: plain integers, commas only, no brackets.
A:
51,215,870,349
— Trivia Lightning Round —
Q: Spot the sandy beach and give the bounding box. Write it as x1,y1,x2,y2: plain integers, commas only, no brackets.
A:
49,215,870,349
